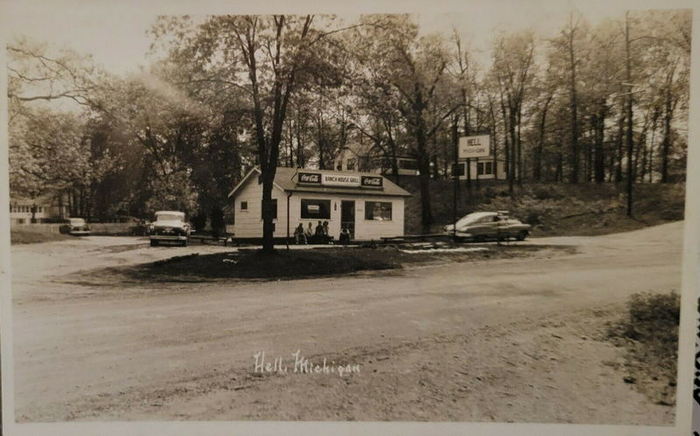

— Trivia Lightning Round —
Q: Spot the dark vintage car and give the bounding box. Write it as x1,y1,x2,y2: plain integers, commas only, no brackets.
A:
444,211,531,242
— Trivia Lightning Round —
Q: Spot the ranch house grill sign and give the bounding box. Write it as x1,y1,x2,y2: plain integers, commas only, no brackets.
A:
321,174,361,187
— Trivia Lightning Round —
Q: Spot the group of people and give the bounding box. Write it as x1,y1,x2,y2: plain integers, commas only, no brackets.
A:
294,221,351,245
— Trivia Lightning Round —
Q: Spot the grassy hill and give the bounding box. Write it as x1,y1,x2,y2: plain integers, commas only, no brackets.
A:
397,178,685,237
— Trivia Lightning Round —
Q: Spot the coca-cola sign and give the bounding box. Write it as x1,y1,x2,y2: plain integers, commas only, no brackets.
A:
298,172,321,184
361,176,383,188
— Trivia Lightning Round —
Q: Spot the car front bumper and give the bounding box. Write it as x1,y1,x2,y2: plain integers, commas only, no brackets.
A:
69,229,91,236
150,235,187,241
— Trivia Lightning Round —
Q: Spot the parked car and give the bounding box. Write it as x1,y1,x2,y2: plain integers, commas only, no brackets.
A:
444,211,530,242
129,219,152,236
149,211,190,247
63,217,91,236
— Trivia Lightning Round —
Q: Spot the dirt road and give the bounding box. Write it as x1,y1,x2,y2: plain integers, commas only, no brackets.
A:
11,223,683,423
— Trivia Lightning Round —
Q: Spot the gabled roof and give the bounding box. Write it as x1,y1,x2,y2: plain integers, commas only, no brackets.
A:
227,167,288,199
228,167,412,199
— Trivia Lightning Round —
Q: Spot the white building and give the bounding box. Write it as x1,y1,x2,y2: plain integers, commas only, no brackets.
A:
227,167,412,241
333,142,420,176
452,158,507,181
10,194,68,224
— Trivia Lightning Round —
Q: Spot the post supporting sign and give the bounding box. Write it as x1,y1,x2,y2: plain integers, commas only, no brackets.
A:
453,134,491,241
458,135,491,159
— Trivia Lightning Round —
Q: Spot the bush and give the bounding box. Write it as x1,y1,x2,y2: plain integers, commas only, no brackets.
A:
607,291,680,406
191,213,207,233
623,292,680,342
210,206,225,239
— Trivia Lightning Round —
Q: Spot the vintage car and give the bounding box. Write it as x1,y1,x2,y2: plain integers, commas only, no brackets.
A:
444,211,531,242
63,217,91,236
149,211,190,247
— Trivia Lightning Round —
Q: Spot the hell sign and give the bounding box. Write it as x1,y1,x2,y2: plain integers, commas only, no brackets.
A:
458,135,491,159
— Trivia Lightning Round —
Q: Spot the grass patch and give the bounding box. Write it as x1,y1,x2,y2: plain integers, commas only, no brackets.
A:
123,244,572,282
11,230,72,244
403,180,685,236
606,291,680,406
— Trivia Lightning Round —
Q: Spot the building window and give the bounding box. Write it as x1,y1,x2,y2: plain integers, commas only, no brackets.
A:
399,159,418,170
240,201,248,211
346,158,356,171
365,201,392,221
301,199,331,219
260,199,278,220
477,161,494,176
452,162,465,177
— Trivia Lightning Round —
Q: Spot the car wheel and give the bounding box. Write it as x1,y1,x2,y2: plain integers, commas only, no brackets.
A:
182,240,188,247
516,230,528,241
150,240,159,247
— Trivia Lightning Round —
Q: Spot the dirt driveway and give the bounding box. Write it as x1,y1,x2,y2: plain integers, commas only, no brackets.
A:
11,223,683,424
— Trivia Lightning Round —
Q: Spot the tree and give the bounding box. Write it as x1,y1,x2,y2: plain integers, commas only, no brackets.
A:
154,15,347,252
355,16,461,232
490,30,536,192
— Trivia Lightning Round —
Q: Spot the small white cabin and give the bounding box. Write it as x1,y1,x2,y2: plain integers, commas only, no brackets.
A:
227,167,412,241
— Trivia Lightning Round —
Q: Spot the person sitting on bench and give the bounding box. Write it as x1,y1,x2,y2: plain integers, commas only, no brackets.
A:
294,223,307,244
339,226,350,245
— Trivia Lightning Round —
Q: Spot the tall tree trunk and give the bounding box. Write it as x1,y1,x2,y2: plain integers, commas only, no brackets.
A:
615,110,624,183
568,28,580,184
534,95,552,182
660,87,674,183
593,104,606,183
624,11,635,217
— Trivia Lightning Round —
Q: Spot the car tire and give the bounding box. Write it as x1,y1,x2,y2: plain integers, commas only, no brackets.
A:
182,240,188,247
150,240,159,247
516,231,528,241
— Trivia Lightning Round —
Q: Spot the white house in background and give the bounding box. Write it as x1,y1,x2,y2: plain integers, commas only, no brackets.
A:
333,142,420,176
227,167,412,241
452,158,507,181
9,194,68,224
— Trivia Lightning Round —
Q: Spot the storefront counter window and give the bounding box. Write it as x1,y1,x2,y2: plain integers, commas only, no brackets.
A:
301,199,331,219
365,201,392,221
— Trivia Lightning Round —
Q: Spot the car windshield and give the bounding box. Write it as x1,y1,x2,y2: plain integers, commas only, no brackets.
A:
69,218,86,226
156,213,183,222
456,212,494,227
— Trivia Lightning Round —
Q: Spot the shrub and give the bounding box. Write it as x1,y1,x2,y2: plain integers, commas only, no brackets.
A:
607,291,680,405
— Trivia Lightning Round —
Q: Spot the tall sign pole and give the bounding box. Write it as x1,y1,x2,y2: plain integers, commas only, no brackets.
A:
457,135,492,238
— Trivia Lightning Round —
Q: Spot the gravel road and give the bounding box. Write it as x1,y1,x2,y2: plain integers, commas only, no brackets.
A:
11,222,683,423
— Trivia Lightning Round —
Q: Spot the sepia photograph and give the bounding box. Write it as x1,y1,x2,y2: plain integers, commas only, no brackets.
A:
1,0,698,434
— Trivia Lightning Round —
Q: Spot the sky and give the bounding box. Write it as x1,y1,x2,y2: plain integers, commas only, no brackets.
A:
0,0,695,76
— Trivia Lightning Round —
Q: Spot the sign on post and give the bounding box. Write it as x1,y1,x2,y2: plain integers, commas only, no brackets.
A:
458,135,491,159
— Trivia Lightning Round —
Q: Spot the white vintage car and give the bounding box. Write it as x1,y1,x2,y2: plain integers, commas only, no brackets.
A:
65,217,91,236
444,211,531,242
149,211,190,247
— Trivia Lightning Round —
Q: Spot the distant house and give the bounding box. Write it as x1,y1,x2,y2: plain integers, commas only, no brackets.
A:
452,158,507,181
333,142,419,177
227,167,411,241
333,141,506,181
10,194,68,224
